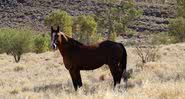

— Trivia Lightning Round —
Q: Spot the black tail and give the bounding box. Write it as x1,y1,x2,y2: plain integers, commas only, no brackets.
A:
119,43,127,81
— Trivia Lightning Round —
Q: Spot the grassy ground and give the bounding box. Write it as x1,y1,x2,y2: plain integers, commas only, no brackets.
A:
0,43,185,99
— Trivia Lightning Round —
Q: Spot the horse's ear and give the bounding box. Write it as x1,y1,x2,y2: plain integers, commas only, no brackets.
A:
58,33,62,44
57,26,59,32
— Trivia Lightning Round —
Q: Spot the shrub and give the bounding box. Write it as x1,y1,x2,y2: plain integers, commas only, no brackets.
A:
0,31,8,54
33,34,50,53
90,33,104,44
14,65,25,72
177,0,185,18
168,0,185,42
95,0,142,37
109,32,117,41
0,28,33,63
135,45,160,67
151,32,177,45
45,11,103,45
169,17,185,42
73,15,98,44
45,10,73,37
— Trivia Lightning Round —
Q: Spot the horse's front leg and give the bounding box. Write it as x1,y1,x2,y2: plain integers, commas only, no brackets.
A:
69,69,82,91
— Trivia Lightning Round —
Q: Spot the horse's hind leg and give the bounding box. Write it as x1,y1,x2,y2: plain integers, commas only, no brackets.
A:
69,69,82,91
108,64,121,87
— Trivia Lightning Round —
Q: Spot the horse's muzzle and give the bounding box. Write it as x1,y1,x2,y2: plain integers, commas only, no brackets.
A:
52,43,57,50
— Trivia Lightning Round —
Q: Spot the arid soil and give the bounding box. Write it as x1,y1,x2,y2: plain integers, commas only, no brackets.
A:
0,43,185,99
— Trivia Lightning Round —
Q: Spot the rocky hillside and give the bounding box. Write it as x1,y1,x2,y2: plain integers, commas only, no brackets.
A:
0,0,176,32
131,3,176,32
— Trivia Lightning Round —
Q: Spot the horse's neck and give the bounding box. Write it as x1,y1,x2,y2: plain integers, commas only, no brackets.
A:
70,38,83,46
58,39,81,57
58,44,69,58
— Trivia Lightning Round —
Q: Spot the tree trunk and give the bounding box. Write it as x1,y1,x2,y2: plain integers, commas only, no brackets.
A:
13,54,21,63
107,3,113,40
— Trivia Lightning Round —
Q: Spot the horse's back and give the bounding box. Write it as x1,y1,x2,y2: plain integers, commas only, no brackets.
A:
98,40,125,64
99,40,118,46
99,40,124,52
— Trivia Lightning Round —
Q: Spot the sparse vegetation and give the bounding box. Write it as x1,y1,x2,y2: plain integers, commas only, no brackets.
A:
45,10,102,44
0,43,185,98
1,0,185,98
151,32,177,45
13,65,25,72
45,0,142,43
169,17,185,42
73,15,98,44
0,28,33,63
177,0,185,18
109,32,117,41
45,10,73,37
168,0,185,42
33,34,50,53
10,87,21,94
94,0,142,38
0,28,51,62
135,45,160,67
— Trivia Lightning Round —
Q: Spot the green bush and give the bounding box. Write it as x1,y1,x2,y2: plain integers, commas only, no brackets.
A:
45,6,141,45
45,10,73,37
90,33,104,44
73,15,98,44
168,0,185,43
151,32,177,45
177,0,185,18
109,32,117,41
33,34,50,53
0,28,33,63
169,17,185,42
95,0,142,37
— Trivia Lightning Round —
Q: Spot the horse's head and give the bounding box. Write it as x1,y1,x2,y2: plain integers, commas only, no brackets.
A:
51,26,68,50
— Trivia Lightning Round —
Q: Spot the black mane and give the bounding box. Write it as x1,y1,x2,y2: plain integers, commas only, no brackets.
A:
67,37,84,47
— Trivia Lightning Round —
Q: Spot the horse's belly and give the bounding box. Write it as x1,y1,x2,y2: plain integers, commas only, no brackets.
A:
78,58,105,70
80,63,104,70
72,51,106,70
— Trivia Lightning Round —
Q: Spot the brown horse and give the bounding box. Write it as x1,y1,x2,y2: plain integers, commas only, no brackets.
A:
51,26,127,91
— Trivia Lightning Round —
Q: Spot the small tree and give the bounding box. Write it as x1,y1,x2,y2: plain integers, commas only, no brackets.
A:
177,0,185,18
0,28,33,63
95,0,142,39
109,32,117,41
168,0,185,42
136,45,160,64
169,17,185,42
45,10,73,37
33,34,50,53
73,15,97,44
135,44,160,69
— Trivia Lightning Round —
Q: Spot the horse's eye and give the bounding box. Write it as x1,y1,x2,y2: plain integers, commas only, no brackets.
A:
53,33,57,38
56,35,59,39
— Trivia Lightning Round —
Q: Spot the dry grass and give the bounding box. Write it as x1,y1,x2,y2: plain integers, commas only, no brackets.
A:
1,43,185,99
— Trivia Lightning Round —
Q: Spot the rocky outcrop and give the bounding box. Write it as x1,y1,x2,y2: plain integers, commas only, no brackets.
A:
131,3,176,32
